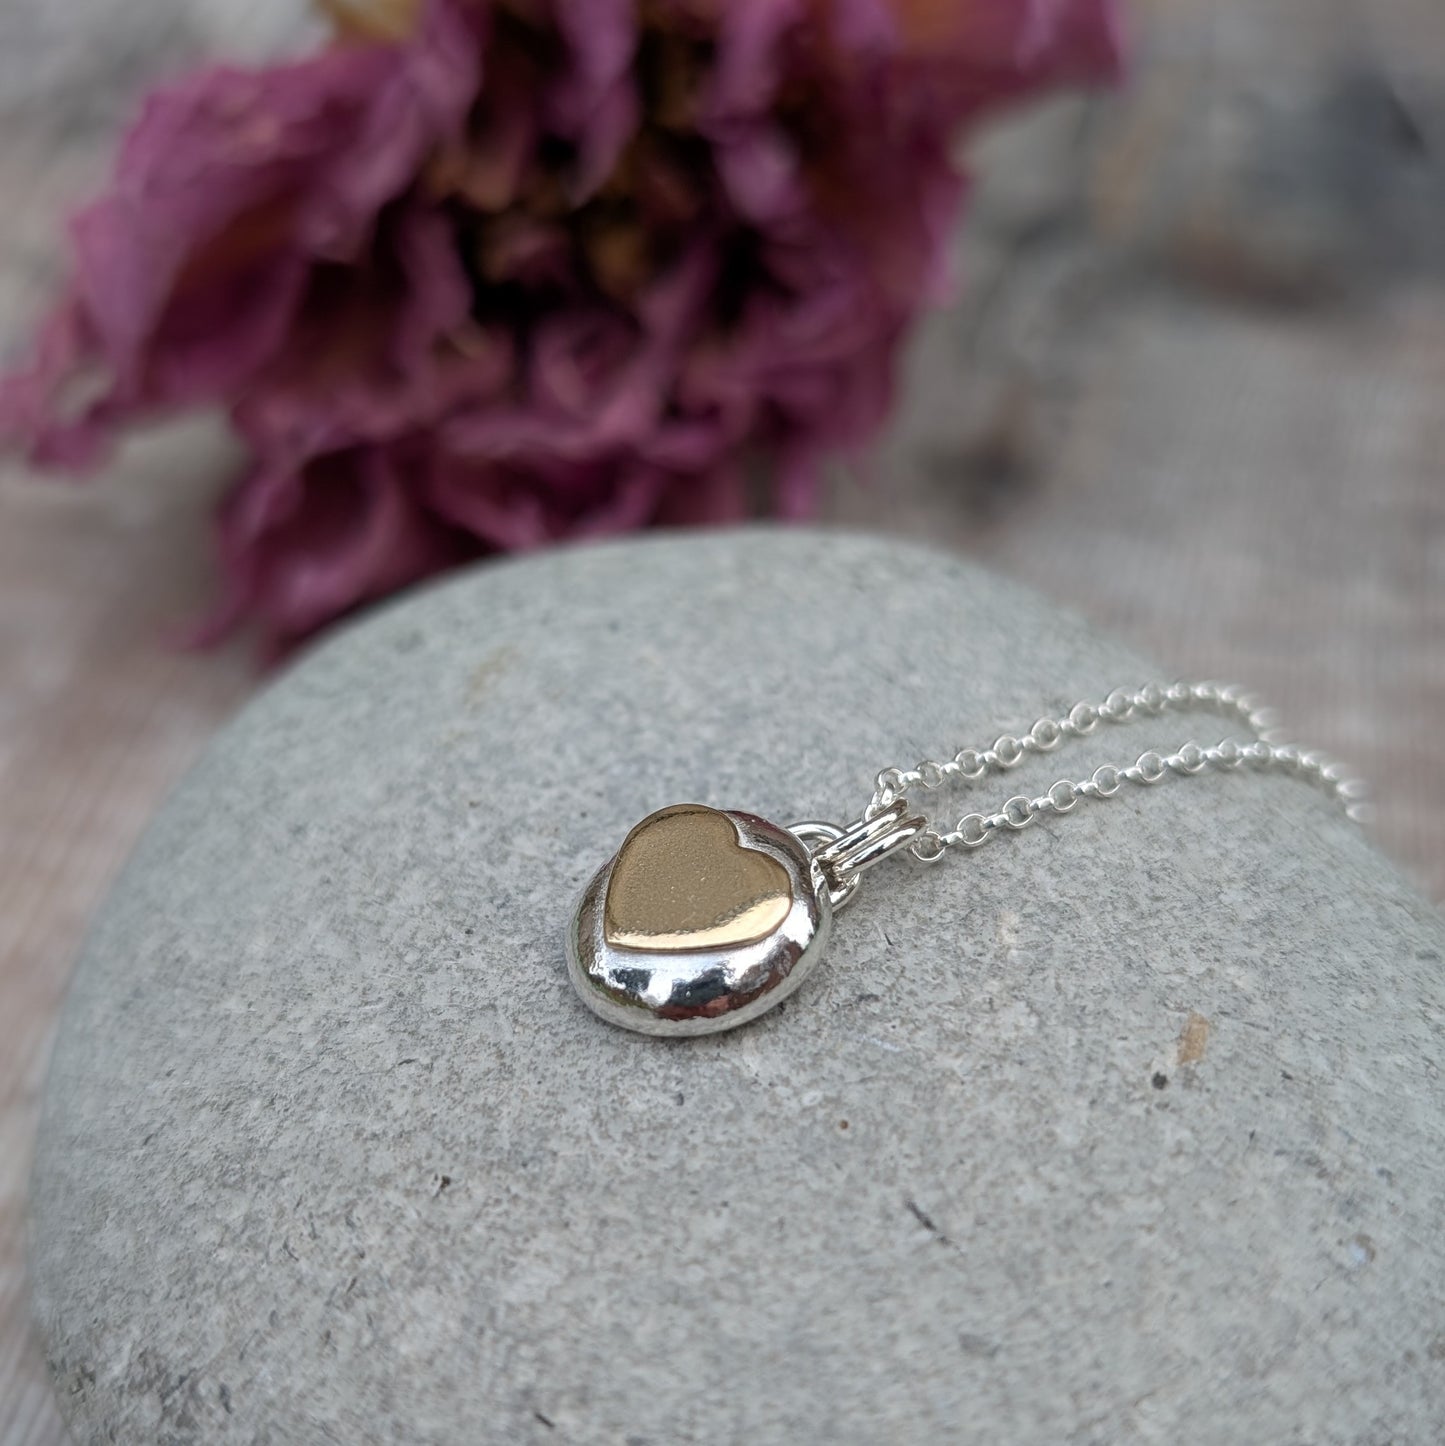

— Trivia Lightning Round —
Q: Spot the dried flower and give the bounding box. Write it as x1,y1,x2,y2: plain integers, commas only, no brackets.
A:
0,0,1121,652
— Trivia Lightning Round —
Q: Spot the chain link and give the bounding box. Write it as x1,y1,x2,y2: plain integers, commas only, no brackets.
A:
862,681,1368,864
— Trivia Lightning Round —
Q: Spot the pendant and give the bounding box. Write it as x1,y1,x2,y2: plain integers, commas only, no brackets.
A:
566,800,925,1036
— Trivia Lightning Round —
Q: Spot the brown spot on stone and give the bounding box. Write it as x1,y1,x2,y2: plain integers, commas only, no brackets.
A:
1177,1011,1211,1066
466,645,517,705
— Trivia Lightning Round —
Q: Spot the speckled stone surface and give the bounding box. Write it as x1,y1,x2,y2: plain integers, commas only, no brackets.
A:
29,530,1445,1444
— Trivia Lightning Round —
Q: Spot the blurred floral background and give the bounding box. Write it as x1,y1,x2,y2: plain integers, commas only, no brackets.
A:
0,0,1119,652
2,0,1445,1438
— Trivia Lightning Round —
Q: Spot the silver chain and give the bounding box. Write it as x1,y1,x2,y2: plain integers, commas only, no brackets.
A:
859,680,1368,867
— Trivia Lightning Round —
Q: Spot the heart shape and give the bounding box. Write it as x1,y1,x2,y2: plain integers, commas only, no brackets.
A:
603,804,794,952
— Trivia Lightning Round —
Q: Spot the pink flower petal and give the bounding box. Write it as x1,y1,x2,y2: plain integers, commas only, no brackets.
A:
210,441,472,651
548,0,639,198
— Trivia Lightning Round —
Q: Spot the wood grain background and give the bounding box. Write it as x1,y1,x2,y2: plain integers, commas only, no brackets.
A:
3,0,1443,1439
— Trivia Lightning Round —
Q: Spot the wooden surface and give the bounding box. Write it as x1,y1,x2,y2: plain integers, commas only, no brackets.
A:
2,1,1443,1441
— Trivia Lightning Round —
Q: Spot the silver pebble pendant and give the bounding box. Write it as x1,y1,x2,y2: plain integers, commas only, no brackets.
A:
566,801,921,1036
565,682,1366,1036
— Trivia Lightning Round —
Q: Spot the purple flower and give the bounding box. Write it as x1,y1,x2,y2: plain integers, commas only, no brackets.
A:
1,0,1121,653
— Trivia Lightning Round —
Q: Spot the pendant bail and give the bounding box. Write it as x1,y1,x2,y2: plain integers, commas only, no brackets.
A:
789,798,929,909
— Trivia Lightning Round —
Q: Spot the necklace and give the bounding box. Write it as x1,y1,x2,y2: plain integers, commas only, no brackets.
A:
566,681,1366,1037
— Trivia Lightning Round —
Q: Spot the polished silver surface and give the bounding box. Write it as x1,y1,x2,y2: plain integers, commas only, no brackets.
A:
567,808,831,1037
785,821,858,911
810,799,929,889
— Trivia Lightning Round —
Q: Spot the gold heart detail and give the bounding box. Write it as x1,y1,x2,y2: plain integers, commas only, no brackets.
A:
603,805,793,953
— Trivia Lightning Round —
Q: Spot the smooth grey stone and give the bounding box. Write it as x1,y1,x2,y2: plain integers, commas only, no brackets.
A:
29,529,1445,1445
